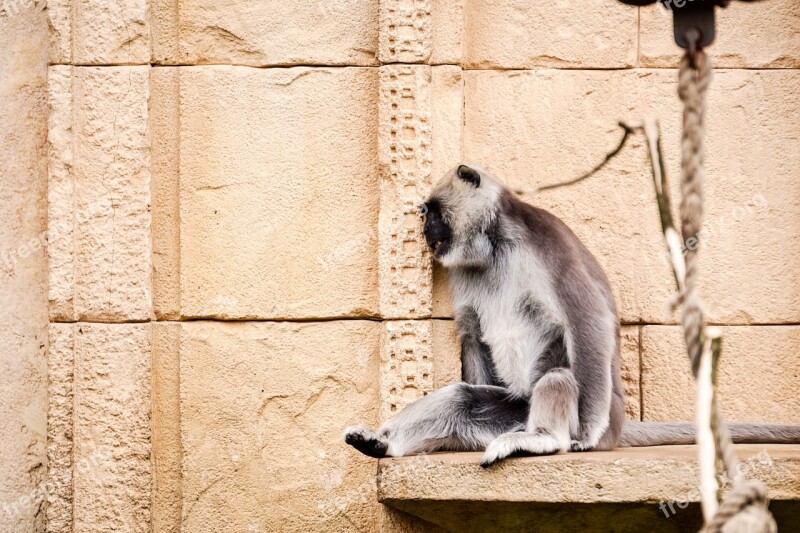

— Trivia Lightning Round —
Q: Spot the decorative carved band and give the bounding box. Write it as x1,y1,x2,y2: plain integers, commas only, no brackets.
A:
380,320,435,423
379,0,432,64
378,65,434,320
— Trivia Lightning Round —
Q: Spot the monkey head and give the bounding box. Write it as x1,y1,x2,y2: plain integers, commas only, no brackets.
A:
420,164,505,269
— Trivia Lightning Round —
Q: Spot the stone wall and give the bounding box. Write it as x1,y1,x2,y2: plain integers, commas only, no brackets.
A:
15,0,800,531
0,1,48,531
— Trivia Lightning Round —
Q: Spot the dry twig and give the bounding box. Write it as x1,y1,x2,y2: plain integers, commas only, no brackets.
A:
535,122,638,193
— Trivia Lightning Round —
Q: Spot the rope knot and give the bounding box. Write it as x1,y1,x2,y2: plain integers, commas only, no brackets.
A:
705,480,776,533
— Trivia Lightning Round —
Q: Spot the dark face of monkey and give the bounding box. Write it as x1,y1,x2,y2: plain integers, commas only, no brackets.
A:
421,198,452,259
422,165,502,268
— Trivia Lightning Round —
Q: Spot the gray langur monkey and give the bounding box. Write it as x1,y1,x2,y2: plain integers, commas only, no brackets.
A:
345,164,800,467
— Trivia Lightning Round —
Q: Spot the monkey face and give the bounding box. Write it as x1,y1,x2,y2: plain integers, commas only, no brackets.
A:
421,198,453,259
422,165,503,268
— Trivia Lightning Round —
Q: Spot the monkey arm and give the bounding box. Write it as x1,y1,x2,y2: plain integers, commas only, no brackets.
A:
565,314,616,451
456,307,500,386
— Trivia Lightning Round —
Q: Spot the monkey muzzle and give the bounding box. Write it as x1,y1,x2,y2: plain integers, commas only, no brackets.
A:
427,236,450,258
421,201,452,259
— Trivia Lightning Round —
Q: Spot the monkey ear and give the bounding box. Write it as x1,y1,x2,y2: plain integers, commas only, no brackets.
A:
457,165,481,188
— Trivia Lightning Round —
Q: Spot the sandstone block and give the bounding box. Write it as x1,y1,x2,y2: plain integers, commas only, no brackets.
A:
179,320,381,531
378,446,800,531
431,262,453,318
431,66,464,192
378,0,466,66
150,0,180,64
432,320,461,389
47,66,76,322
464,0,637,68
151,323,182,533
464,69,800,324
620,326,641,421
48,0,150,65
157,0,378,66
424,80,460,321
70,323,152,532
641,326,800,424
380,445,800,504
47,0,72,64
150,68,181,320
48,66,153,322
179,66,379,319
640,1,800,68
430,1,465,65
47,325,75,532
0,9,49,532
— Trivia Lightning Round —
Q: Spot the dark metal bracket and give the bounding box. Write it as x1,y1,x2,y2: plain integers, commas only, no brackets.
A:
672,2,719,50
616,0,761,50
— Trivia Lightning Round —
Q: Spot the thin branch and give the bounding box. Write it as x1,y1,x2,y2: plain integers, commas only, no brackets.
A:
536,122,640,193
642,118,686,294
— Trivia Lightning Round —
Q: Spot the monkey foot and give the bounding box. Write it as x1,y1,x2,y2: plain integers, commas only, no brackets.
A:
481,431,564,468
344,426,389,459
569,439,596,452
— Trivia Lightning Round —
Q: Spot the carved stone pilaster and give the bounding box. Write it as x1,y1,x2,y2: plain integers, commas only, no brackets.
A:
376,3,465,423
378,65,434,320
380,320,435,423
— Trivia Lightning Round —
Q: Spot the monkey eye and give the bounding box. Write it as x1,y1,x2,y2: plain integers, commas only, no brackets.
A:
419,203,429,216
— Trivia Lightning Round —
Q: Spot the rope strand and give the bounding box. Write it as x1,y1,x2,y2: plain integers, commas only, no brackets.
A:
678,50,711,375
678,48,776,533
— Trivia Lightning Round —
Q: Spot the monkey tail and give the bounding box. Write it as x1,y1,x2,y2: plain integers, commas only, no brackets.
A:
618,420,800,447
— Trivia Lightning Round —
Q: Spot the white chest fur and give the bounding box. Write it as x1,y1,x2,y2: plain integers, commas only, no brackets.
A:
451,249,564,398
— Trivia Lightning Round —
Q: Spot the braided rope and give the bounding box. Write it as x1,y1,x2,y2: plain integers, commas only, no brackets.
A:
677,49,776,533
678,51,711,375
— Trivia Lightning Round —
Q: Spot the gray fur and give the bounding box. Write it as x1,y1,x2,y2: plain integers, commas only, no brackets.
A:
457,307,500,386
345,165,800,465
620,421,800,447
345,383,527,459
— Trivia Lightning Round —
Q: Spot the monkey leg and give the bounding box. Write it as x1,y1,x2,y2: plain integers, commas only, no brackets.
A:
481,368,579,468
344,383,527,458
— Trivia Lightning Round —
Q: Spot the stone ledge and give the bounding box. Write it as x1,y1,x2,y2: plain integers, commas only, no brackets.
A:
378,445,800,531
